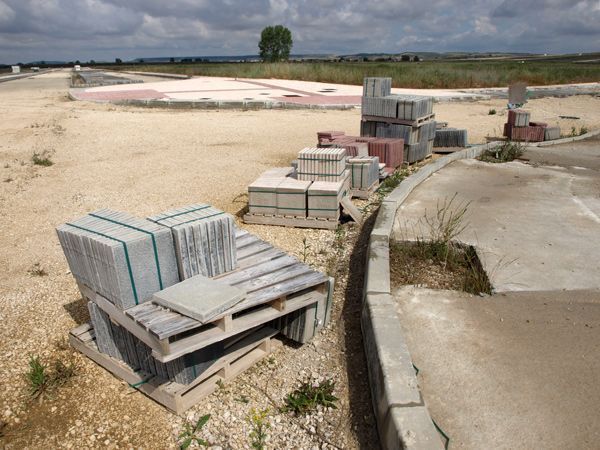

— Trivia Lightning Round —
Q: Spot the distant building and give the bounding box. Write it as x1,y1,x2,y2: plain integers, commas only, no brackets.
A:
11,65,20,74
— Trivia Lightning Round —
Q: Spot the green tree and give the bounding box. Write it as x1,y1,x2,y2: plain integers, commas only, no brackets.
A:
258,25,292,62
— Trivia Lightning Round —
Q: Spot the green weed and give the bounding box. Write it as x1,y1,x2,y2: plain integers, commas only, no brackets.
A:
283,379,338,415
488,108,496,115
480,141,524,163
179,414,210,449
32,151,53,167
26,355,77,402
247,408,270,450
28,263,48,277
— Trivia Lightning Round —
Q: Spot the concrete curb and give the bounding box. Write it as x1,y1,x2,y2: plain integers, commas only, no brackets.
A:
121,71,191,79
363,141,501,449
527,128,600,147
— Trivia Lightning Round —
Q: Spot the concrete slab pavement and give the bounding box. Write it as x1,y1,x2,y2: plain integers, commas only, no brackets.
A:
394,286,600,450
392,155,600,292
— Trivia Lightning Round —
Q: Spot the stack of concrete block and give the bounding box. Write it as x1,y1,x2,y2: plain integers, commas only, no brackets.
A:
406,139,434,163
544,126,561,141
248,177,281,215
433,128,468,147
317,130,345,143
307,181,345,219
503,109,546,142
57,210,179,309
147,205,237,279
362,95,433,121
277,178,312,217
327,138,369,157
363,77,392,97
368,139,404,168
297,148,347,182
376,123,420,144
88,301,224,384
11,66,20,74
348,156,380,189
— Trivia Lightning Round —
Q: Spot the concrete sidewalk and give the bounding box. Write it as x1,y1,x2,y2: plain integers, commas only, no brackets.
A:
392,151,600,292
394,286,600,450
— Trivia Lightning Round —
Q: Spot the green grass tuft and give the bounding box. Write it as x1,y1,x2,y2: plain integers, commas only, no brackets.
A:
480,141,524,163
284,379,338,415
32,152,53,167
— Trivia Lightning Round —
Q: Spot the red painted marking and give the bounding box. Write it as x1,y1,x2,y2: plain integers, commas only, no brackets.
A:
76,89,167,101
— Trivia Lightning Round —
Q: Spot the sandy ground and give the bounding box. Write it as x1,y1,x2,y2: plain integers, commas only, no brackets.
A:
0,71,599,448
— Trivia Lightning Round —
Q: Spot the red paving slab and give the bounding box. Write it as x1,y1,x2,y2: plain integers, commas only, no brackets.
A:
75,89,167,101
272,95,362,105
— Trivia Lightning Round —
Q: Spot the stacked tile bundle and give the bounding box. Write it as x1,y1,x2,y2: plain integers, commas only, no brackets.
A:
297,148,347,182
363,77,392,97
502,109,549,142
367,138,404,168
544,126,561,141
317,130,345,143
359,78,436,163
88,302,223,384
307,181,345,219
433,128,468,147
347,156,380,190
326,137,369,157
278,178,312,216
147,205,237,279
57,209,180,309
362,94,434,121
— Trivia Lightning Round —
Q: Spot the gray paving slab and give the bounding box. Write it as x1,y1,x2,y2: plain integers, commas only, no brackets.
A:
152,274,246,323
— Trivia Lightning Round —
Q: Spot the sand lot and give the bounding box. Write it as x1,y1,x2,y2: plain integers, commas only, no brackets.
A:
0,71,599,448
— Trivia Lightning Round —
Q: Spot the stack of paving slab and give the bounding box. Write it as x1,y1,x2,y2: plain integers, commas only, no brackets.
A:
57,209,180,309
347,156,380,190
297,148,348,182
147,204,237,279
316,131,403,169
433,128,468,147
360,77,436,163
502,109,556,142
308,181,345,220
60,203,333,409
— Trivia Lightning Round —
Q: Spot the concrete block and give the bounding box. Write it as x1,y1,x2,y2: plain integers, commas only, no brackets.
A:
365,234,391,295
361,299,422,421
372,201,398,239
307,180,343,219
248,177,283,215
384,406,445,450
276,178,311,217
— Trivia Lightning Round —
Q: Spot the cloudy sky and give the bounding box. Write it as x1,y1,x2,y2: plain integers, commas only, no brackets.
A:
0,0,599,63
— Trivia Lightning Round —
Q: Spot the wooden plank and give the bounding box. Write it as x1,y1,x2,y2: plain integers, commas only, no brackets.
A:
214,254,297,285
243,213,338,230
237,241,273,259
236,233,261,249
340,197,364,225
361,113,435,127
234,264,314,293
155,291,323,362
236,248,286,269
70,323,277,414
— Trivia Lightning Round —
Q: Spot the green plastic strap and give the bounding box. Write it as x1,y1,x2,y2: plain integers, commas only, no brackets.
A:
308,207,339,211
89,213,163,290
248,204,277,208
129,378,151,388
412,363,420,375
324,279,332,325
297,170,345,176
153,205,211,222
313,297,319,335
277,192,306,195
165,212,225,228
308,193,339,197
67,222,139,305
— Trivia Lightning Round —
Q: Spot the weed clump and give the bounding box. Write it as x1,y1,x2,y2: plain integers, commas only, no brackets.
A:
480,141,524,163
26,355,76,402
28,263,48,277
32,151,53,167
488,108,497,115
247,408,270,450
284,379,338,415
179,414,210,449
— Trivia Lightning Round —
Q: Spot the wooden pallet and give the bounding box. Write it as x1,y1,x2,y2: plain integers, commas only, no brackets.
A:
361,113,436,127
80,229,330,362
243,213,339,230
350,179,379,199
70,323,278,414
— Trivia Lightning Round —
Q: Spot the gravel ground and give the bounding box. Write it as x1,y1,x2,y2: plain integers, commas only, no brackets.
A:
1,71,599,449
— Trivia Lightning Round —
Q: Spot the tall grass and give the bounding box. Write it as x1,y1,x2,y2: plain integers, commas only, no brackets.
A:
109,60,600,89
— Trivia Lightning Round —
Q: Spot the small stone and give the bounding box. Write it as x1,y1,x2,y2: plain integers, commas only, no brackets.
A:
51,406,57,413
104,439,110,445
75,420,82,427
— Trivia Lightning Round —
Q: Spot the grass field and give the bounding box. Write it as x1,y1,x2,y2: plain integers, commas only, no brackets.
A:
106,60,600,89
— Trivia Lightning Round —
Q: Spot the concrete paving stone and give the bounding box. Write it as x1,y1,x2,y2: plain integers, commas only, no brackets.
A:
297,147,347,182
307,180,344,219
57,210,179,309
151,273,246,323
507,109,530,127
276,177,312,217
433,128,467,147
365,234,391,295
348,156,379,189
248,177,284,215
148,204,237,279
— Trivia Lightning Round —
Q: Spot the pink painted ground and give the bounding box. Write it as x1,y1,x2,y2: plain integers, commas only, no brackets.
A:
272,95,362,105
75,89,167,101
